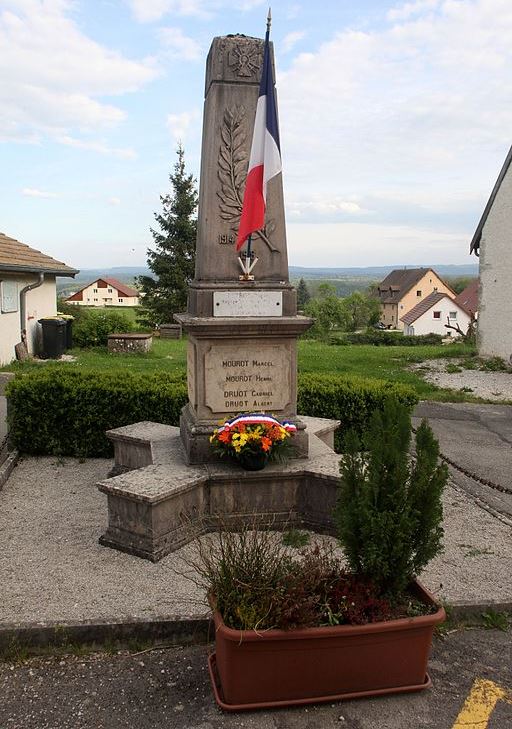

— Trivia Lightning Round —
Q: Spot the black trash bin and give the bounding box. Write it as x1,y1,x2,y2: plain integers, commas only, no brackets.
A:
58,314,74,349
38,318,67,359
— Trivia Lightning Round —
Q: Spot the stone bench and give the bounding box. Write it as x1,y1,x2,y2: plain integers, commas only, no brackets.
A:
107,332,153,354
97,416,341,561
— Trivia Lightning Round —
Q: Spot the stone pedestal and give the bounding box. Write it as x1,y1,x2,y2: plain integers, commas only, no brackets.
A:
175,313,311,463
98,416,340,562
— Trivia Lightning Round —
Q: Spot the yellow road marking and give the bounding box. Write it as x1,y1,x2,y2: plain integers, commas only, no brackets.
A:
452,678,509,728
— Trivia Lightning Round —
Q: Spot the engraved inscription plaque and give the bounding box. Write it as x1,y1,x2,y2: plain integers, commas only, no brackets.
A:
213,291,282,317
204,343,290,413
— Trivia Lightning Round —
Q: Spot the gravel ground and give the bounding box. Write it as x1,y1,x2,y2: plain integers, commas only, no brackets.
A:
0,456,511,625
410,359,512,401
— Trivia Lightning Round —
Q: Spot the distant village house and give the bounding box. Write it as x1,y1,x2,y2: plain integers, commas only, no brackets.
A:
400,291,471,337
65,277,139,307
0,232,77,366
376,268,455,331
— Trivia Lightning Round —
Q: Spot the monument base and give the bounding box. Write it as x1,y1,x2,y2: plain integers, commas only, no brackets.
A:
98,416,340,562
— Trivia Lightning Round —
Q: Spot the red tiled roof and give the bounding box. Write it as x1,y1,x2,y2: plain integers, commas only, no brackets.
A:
454,279,478,315
400,291,448,325
99,277,139,297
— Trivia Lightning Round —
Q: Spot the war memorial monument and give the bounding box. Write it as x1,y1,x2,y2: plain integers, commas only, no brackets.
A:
97,31,342,561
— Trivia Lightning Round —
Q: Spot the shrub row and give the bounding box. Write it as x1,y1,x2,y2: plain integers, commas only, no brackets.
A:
329,331,444,347
297,373,417,452
6,370,188,457
6,370,417,457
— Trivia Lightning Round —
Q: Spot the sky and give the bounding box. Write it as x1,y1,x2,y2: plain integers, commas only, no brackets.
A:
1,0,512,270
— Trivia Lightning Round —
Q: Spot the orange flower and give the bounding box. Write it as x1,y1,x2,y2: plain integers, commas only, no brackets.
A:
261,436,272,452
218,430,231,443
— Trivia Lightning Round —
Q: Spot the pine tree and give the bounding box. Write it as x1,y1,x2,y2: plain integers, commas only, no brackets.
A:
296,278,311,310
138,145,198,327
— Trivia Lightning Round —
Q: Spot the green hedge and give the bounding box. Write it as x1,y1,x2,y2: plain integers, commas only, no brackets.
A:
297,373,418,452
6,369,417,457
6,370,188,457
329,331,443,347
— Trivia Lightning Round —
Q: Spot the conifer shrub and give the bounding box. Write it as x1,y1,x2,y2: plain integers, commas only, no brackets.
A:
336,398,447,598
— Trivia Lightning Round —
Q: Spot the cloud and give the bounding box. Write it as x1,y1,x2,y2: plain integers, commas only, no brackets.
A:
278,0,512,240
286,196,369,218
128,0,264,23
167,110,200,141
57,135,137,160
387,0,441,22
0,0,157,148
281,31,305,54
287,222,468,267
22,188,57,198
159,27,202,60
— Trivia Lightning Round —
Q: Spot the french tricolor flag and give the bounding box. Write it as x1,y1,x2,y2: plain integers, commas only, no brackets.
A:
236,21,282,251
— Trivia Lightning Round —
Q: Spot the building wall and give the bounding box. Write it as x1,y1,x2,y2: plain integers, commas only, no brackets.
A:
397,271,454,331
478,167,512,362
67,281,139,307
0,273,57,365
381,302,398,328
403,299,471,337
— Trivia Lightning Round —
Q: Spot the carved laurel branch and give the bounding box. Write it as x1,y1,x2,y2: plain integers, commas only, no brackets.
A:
217,105,277,253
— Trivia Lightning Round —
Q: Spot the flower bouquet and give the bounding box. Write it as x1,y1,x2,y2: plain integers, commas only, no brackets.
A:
209,413,297,470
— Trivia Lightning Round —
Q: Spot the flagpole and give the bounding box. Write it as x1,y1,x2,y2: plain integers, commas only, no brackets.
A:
244,8,271,266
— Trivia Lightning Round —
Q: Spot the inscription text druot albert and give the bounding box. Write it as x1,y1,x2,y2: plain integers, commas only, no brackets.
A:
204,345,291,413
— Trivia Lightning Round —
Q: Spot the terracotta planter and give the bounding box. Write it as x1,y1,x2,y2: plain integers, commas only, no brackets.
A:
208,580,445,711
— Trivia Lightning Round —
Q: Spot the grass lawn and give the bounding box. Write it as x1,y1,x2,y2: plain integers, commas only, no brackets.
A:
2,337,480,401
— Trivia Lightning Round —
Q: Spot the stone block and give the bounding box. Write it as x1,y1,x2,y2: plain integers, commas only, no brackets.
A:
159,324,182,339
107,333,152,354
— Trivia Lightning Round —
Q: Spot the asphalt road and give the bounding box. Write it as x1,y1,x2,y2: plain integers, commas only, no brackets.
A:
0,629,510,729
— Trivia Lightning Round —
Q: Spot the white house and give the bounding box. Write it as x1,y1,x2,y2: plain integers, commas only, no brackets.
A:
65,276,139,307
400,291,471,337
0,232,78,366
470,145,512,362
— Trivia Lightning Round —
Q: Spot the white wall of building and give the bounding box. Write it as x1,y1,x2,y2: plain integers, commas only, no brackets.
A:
478,167,512,362
0,273,57,365
403,298,470,337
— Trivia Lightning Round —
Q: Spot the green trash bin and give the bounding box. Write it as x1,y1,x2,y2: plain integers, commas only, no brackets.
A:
38,318,67,359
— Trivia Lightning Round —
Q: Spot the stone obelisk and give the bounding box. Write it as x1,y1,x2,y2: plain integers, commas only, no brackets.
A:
175,33,312,464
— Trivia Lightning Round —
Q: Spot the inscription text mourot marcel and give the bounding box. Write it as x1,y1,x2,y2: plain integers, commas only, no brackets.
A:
204,344,290,413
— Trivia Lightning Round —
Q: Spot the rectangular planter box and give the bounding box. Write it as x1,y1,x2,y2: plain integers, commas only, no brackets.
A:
209,580,445,710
